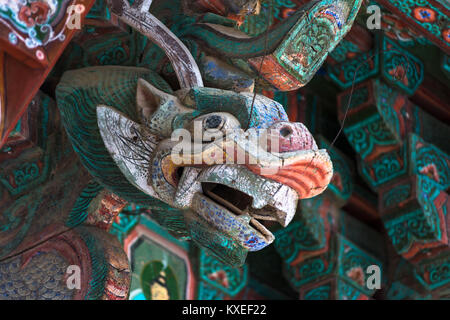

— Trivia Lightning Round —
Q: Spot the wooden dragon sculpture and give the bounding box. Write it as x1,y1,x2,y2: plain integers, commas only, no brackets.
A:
0,0,363,299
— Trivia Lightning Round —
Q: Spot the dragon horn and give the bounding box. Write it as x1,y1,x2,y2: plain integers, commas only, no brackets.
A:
107,0,204,88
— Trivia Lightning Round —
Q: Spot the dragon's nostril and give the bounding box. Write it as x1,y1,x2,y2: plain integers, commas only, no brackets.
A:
280,126,292,138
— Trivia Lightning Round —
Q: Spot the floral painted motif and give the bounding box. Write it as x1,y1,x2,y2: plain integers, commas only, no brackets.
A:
18,1,50,27
413,7,436,22
0,0,70,48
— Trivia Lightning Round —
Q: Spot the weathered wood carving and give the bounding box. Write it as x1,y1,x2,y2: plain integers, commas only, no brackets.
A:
0,0,379,299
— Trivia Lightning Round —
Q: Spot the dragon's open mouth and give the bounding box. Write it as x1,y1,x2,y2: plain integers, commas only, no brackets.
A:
202,182,276,240
184,164,302,251
181,137,333,251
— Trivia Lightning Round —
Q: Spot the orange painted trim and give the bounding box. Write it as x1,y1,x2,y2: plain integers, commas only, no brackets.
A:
248,54,304,91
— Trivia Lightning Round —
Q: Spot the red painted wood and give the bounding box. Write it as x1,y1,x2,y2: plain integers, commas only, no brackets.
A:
0,0,96,149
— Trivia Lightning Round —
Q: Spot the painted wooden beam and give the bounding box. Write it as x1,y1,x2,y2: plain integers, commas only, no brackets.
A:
375,0,450,55
0,0,96,149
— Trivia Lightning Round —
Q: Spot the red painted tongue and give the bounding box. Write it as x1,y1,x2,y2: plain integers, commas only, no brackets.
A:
246,158,330,199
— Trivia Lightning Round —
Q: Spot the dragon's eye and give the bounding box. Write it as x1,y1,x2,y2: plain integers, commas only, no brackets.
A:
204,115,224,129
186,112,241,142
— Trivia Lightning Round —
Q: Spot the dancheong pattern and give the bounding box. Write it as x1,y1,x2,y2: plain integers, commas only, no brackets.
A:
0,0,449,301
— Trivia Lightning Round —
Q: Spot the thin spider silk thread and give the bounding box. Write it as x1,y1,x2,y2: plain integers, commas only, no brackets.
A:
328,48,411,149
246,0,273,130
302,47,412,176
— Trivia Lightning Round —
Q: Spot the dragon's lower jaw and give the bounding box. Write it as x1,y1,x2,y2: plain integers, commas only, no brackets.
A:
176,147,332,252
171,133,333,253
191,192,275,252
174,164,298,252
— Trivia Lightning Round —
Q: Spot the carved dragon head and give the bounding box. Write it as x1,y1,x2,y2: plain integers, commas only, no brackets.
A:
95,78,332,266
54,0,363,266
